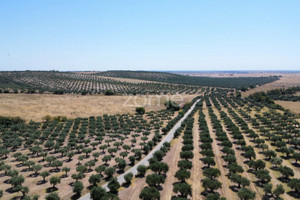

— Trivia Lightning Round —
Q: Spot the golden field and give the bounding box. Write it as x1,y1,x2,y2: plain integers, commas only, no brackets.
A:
0,94,197,121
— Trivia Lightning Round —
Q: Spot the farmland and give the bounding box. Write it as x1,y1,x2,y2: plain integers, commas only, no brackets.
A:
93,71,279,88
0,102,187,199
0,71,300,200
0,71,202,95
2,0,300,199
1,85,300,200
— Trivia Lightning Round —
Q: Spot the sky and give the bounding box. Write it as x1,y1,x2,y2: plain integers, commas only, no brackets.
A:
0,0,300,71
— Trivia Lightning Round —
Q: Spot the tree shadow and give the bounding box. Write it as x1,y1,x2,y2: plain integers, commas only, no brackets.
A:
43,163,51,168
171,195,190,200
21,168,31,173
229,185,239,193
71,193,81,200
0,156,7,161
157,185,163,191
200,190,220,197
28,173,39,178
253,180,264,188
49,168,61,173
64,159,72,163
104,177,112,182
270,166,279,171
6,187,16,193
103,163,109,167
117,169,124,174
287,191,300,199
60,174,68,178
4,179,10,184
37,180,47,185
129,163,135,167
46,187,58,193
262,194,273,200
16,163,23,168
122,182,131,188
87,184,97,190
291,162,300,167
278,176,290,183
280,155,290,160
11,195,23,200
135,174,145,178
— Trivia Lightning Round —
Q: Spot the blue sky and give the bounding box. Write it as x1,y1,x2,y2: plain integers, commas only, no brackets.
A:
0,0,299,71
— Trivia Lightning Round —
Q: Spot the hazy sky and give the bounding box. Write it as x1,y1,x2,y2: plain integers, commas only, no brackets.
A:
1,0,300,71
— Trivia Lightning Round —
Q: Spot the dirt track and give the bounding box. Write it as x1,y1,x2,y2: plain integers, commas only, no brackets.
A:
160,137,184,199
190,111,202,199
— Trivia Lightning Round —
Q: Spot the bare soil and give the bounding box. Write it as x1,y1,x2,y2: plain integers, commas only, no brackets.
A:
118,171,149,200
160,137,184,199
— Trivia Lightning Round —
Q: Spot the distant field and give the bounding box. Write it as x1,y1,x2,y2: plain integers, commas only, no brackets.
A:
174,71,300,77
275,100,300,114
95,70,279,88
0,94,197,121
0,71,201,95
242,74,300,97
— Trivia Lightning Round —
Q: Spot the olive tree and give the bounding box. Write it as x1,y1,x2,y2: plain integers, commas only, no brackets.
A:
139,187,160,200
49,176,61,189
45,192,60,200
173,182,192,198
238,188,256,200
73,181,84,197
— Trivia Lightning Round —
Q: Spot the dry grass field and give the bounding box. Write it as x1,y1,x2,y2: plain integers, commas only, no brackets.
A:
0,94,197,121
275,101,300,114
